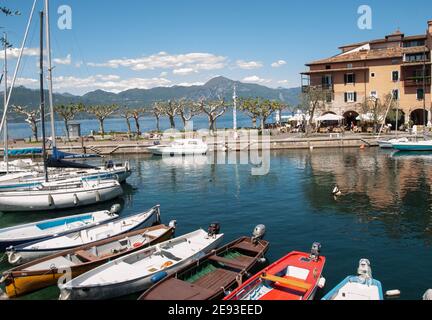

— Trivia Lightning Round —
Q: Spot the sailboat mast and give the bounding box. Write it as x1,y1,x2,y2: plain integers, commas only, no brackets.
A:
3,32,8,173
44,0,57,155
233,84,237,131
39,11,48,182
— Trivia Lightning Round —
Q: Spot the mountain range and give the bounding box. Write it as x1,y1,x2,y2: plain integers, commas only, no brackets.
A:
3,76,301,120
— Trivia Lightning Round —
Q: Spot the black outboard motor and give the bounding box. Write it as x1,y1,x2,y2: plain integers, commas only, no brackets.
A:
309,242,322,261
105,160,114,169
208,223,221,238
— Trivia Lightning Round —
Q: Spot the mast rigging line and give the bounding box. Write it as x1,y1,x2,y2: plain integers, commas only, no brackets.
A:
0,0,38,137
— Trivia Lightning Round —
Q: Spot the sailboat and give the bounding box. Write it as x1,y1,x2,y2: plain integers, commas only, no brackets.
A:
0,2,123,212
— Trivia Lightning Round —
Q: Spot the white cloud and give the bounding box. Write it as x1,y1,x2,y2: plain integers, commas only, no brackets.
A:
0,47,39,60
159,71,168,77
54,54,72,65
271,60,287,68
173,68,196,76
242,75,272,84
75,61,83,68
277,80,290,85
177,82,204,87
15,77,39,86
236,60,263,70
87,52,227,73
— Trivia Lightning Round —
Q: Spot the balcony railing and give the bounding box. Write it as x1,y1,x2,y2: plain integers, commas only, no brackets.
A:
404,76,431,86
302,84,334,93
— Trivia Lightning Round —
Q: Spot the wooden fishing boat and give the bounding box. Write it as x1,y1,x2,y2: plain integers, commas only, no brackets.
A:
58,223,224,300
0,205,121,251
322,259,383,300
0,178,123,212
0,223,175,298
139,225,269,300
6,205,162,265
224,243,326,301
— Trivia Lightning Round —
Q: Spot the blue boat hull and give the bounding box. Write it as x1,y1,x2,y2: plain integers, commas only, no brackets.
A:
322,276,384,300
393,144,432,151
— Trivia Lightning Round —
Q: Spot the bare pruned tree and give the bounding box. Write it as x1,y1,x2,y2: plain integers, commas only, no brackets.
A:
155,100,181,129
86,105,119,138
358,93,395,133
153,104,163,132
131,108,146,136
299,86,332,135
12,105,39,142
178,99,201,129
119,109,133,138
195,98,227,134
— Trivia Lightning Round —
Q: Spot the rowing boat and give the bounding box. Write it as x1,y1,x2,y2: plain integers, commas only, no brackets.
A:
58,223,224,300
6,205,161,265
139,225,269,300
0,205,120,251
224,243,326,300
1,223,175,298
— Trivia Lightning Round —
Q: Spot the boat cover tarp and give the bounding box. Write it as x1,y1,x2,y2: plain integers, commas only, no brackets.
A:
46,158,97,169
53,149,100,160
7,148,43,156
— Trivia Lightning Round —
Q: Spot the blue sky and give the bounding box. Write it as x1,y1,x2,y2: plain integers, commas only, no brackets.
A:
1,0,432,95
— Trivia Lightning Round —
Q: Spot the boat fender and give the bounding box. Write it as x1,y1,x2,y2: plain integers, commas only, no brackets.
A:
386,290,401,297
133,242,143,248
151,271,168,284
95,191,101,202
73,194,79,206
423,289,432,300
48,194,54,207
318,277,326,289
258,257,267,264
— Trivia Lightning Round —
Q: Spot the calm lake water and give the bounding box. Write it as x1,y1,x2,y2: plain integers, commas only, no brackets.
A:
7,113,257,140
1,147,432,300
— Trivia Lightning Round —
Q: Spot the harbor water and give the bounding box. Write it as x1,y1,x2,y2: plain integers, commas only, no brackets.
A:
1,147,431,300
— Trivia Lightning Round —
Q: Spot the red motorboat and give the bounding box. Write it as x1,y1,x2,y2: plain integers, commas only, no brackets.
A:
224,243,326,301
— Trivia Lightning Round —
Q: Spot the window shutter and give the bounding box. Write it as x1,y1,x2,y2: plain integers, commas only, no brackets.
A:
344,74,347,84
344,92,348,102
354,92,357,102
352,74,356,84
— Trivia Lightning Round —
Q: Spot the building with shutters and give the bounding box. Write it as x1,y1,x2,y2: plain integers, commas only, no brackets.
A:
301,21,432,128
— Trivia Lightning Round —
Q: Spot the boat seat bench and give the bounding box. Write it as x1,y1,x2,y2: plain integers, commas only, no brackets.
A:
75,250,99,262
192,268,239,292
232,241,262,254
260,274,311,293
208,255,249,270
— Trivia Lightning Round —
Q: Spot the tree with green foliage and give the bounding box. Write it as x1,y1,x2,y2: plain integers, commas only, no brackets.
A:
86,105,119,138
358,93,394,133
238,97,286,131
54,103,84,140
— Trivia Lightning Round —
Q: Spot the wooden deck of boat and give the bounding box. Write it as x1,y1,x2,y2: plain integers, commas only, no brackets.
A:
193,268,238,291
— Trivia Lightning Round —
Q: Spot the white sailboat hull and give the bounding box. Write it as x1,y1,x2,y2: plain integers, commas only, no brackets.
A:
0,180,123,212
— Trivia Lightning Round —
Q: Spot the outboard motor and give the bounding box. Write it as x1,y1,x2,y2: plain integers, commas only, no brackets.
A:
251,224,266,244
105,160,114,169
309,242,322,261
208,223,221,238
109,204,122,215
357,259,372,279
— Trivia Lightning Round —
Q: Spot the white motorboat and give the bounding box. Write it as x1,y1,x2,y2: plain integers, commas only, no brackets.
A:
0,205,120,251
378,138,409,149
322,259,383,300
58,224,224,300
6,205,161,264
147,139,208,156
0,178,123,213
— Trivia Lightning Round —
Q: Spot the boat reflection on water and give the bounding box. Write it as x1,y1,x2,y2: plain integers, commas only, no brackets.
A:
159,155,209,167
391,150,432,160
